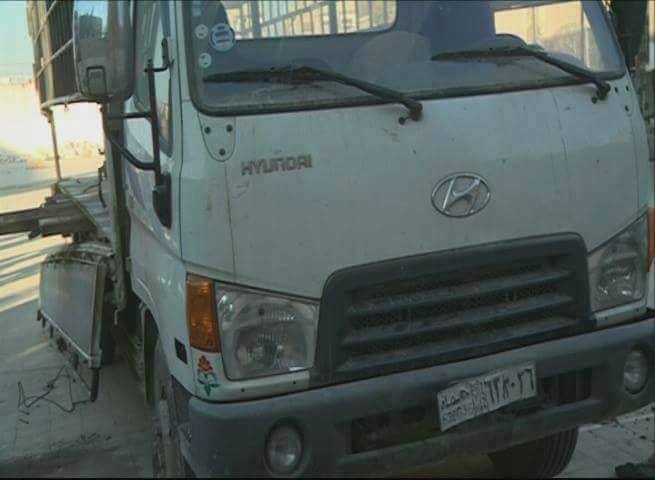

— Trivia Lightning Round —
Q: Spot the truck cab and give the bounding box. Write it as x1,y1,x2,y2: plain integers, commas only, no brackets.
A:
18,0,655,477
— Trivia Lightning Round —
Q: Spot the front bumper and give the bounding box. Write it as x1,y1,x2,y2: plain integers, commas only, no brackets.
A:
185,318,655,477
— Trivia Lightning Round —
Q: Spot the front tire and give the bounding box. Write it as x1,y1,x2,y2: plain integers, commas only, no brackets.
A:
488,428,578,478
151,339,187,478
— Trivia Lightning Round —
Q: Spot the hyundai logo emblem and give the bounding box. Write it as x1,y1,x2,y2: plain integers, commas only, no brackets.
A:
431,173,491,217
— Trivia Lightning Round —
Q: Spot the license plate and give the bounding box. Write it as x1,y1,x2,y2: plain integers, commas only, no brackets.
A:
437,363,537,431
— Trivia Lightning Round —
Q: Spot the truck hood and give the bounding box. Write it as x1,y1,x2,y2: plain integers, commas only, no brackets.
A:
214,79,640,298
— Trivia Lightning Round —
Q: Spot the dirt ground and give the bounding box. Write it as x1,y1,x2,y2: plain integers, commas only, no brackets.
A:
0,184,151,478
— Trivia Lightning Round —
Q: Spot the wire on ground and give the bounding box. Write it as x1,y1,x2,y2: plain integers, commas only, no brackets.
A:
17,364,91,414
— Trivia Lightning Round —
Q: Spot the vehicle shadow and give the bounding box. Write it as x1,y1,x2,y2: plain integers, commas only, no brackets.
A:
0,240,62,290
0,179,57,198
401,454,499,478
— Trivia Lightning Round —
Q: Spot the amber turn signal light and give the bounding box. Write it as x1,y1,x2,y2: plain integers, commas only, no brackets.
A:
186,274,220,352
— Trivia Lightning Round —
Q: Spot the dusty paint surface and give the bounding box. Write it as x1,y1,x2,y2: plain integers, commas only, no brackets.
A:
0,147,652,477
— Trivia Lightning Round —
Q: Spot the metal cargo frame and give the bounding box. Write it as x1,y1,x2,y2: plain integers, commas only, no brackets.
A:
26,0,87,182
26,0,84,109
20,0,130,328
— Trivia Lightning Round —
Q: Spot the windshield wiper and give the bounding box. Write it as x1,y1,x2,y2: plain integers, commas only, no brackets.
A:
431,46,611,101
204,65,423,121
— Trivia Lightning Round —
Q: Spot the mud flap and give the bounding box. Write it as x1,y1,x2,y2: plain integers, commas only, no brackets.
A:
37,242,114,402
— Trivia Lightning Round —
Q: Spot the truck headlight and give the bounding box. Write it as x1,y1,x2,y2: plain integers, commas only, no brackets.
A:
588,214,649,312
216,285,318,380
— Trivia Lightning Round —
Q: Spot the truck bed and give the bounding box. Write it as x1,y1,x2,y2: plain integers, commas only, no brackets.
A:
56,173,114,242
0,171,114,244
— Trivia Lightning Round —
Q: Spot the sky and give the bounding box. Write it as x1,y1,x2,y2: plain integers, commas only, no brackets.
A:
0,1,32,78
0,0,103,167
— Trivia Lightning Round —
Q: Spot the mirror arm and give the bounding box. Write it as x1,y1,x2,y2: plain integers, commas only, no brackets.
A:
101,105,156,171
143,58,172,228
98,57,174,228
149,63,173,74
145,59,164,186
101,51,173,177
110,112,151,120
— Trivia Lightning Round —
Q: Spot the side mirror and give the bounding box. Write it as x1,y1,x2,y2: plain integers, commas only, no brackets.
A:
73,0,134,101
74,1,173,228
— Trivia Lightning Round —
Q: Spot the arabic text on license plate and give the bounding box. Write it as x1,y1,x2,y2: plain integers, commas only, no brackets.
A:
437,363,537,431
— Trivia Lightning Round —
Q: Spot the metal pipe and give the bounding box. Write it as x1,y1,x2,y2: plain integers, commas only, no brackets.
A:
251,0,262,38
32,0,61,48
146,59,163,185
34,38,73,79
45,108,62,181
100,105,155,172
329,2,338,34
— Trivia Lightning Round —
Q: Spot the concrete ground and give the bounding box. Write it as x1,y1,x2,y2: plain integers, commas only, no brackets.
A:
0,185,151,477
0,184,653,478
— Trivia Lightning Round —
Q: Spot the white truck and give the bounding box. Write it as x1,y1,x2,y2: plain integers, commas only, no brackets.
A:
2,0,654,477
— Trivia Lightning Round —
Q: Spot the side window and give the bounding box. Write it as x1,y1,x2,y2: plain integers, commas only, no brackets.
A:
135,1,172,155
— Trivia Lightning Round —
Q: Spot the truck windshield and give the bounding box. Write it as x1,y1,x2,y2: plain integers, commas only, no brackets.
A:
183,0,624,114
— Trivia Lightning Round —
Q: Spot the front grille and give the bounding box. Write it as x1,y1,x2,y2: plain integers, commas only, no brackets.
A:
314,235,591,384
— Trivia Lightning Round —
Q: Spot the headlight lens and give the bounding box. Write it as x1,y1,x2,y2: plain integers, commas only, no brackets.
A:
588,214,649,312
216,285,318,380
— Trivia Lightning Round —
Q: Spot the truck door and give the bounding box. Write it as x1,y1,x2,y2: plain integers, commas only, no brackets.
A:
124,0,175,235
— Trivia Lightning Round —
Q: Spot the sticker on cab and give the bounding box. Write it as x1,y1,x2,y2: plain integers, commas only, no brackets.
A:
197,355,220,396
195,24,208,40
198,53,212,69
210,23,236,52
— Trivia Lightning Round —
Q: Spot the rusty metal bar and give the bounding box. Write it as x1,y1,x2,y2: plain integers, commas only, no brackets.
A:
32,0,61,47
38,214,95,237
0,202,83,236
45,109,62,181
34,38,73,80
39,93,85,110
